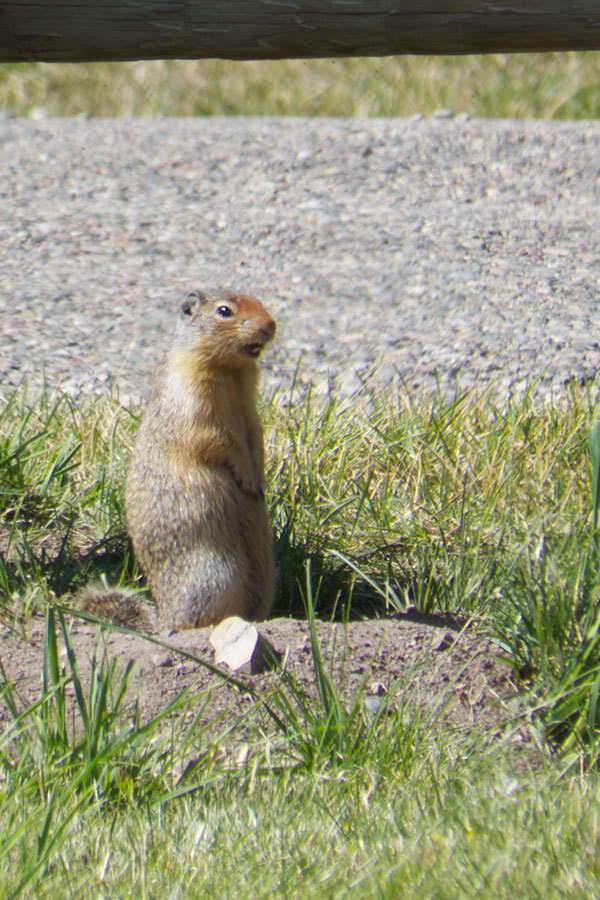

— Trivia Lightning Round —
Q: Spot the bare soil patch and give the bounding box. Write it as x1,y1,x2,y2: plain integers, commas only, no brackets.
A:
0,610,523,747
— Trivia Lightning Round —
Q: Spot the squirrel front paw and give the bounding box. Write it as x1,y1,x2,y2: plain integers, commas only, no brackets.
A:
226,464,264,499
234,477,264,500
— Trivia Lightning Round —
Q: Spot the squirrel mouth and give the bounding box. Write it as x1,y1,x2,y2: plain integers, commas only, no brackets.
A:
242,343,263,357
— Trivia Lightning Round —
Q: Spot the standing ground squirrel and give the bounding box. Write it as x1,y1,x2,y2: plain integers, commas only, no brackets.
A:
80,288,276,632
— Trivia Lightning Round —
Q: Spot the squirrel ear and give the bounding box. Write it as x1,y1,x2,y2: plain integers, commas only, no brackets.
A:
181,290,206,317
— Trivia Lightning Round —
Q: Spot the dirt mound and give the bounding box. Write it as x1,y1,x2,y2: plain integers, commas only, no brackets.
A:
0,611,522,747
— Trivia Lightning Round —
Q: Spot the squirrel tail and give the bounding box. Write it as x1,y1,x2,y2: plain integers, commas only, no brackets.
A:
74,586,157,633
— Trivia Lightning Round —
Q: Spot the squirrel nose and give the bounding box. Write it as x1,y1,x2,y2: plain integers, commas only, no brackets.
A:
260,318,276,339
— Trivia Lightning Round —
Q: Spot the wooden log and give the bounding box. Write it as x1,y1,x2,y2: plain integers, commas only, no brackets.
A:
1,2,600,63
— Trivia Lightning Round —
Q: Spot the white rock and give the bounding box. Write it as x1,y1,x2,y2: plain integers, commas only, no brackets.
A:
209,616,280,675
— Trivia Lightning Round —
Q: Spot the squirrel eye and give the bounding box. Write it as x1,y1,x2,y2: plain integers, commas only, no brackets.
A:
217,305,234,318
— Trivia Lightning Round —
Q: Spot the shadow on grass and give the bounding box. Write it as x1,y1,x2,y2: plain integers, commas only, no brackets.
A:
0,527,136,606
2,518,461,627
273,523,460,623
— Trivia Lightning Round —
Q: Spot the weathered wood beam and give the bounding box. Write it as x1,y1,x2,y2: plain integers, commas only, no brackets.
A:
2,2,600,64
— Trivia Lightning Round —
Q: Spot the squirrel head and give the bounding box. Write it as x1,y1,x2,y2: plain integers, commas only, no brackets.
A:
177,288,276,369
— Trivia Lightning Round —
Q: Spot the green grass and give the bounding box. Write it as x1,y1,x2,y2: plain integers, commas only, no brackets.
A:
2,380,600,894
2,52,600,118
4,750,600,897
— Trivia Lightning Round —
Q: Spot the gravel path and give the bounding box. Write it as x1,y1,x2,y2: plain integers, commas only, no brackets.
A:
1,115,599,403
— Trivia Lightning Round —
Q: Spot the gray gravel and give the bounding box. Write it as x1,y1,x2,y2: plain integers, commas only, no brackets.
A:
1,115,599,404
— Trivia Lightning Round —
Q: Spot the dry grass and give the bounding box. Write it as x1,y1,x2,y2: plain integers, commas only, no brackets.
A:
1,52,600,118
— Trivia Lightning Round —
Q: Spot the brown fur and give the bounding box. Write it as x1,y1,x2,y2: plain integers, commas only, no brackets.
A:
76,588,158,632
124,288,276,631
